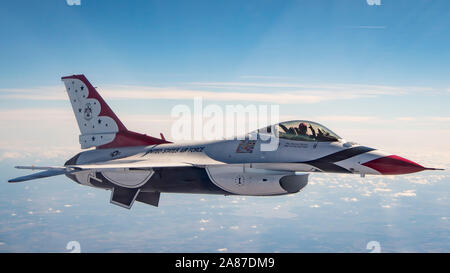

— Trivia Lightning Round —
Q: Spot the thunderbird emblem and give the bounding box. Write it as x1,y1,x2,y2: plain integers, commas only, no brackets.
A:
83,103,93,120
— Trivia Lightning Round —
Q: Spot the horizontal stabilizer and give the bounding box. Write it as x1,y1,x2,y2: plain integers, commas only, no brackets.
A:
8,169,69,183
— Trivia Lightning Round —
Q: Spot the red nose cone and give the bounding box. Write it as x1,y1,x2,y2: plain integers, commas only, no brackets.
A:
362,155,426,175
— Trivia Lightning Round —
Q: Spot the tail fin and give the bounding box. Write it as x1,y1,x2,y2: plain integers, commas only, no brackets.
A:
61,74,170,149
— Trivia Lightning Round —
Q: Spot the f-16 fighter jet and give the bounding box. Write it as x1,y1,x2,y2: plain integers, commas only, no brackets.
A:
8,75,442,209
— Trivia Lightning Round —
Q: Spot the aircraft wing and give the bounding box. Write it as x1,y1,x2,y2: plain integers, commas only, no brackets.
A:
8,168,73,183
7,162,192,183
67,151,226,170
68,161,194,170
9,156,226,183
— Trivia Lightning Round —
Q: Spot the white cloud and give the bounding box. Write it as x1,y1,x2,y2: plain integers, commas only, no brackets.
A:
189,81,408,92
315,115,379,123
0,85,332,104
341,197,359,202
0,108,72,121
240,75,294,80
0,151,25,160
217,248,228,252
404,177,432,185
395,117,416,121
0,146,79,161
229,226,239,230
66,0,81,6
0,81,436,104
374,188,392,193
430,116,450,122
393,190,416,197
0,86,66,101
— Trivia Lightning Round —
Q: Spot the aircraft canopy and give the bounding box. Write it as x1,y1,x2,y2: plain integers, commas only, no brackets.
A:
260,120,341,142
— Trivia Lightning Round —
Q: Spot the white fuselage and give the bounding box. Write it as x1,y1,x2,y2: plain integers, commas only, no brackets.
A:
66,136,388,197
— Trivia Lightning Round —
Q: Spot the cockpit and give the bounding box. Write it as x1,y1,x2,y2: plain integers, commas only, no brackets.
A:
259,120,341,142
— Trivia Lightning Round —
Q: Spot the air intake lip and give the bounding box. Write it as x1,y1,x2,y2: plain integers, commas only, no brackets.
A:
279,174,309,193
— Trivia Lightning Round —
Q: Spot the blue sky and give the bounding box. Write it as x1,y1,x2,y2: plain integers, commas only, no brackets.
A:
1,0,450,87
0,1,449,252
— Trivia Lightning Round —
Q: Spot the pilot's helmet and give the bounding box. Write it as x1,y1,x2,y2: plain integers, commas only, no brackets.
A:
298,122,308,134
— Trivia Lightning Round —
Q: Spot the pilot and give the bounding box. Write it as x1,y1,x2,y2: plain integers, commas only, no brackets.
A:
296,122,308,135
296,122,317,138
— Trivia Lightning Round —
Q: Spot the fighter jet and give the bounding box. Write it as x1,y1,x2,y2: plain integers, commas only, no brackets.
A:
8,75,442,209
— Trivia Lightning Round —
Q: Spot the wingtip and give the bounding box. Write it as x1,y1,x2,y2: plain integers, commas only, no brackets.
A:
15,166,33,170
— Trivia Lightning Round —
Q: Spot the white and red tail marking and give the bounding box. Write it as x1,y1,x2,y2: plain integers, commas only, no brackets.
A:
62,74,169,149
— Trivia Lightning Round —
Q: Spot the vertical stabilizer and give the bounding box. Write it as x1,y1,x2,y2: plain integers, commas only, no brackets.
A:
61,74,170,149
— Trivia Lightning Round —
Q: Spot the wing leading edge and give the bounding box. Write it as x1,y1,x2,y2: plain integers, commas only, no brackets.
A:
8,158,226,183
8,168,73,183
